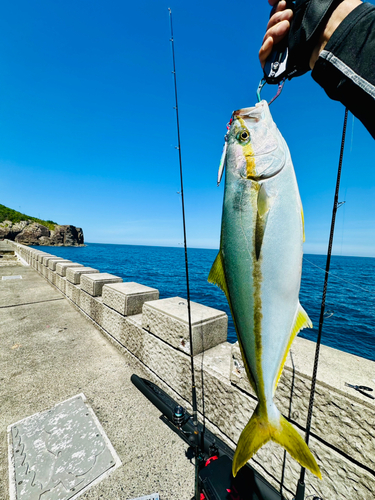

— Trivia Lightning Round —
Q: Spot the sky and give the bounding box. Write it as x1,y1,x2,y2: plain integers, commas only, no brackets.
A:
0,0,374,257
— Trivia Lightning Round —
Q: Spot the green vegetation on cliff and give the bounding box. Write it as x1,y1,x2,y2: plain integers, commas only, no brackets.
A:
0,204,57,231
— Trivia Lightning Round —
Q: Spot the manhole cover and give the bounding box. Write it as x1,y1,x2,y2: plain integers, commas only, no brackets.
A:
8,394,121,500
2,275,22,280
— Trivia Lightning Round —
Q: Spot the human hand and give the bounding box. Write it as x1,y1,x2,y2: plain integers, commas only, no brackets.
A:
259,0,363,72
259,0,293,68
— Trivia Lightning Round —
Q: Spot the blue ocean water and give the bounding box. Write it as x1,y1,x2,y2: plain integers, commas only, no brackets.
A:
36,243,375,362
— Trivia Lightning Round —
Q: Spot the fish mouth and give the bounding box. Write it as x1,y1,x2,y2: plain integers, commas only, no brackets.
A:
233,102,264,120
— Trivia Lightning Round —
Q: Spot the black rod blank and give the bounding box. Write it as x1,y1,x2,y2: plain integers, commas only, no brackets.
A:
168,9,200,500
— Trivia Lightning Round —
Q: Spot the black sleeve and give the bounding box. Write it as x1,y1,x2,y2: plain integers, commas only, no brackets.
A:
311,2,375,139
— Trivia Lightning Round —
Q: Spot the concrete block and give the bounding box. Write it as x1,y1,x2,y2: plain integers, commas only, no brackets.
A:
55,274,66,294
66,281,81,307
101,308,146,360
48,258,69,270
42,255,56,265
102,305,127,342
80,290,104,325
102,282,159,316
46,257,70,271
41,254,57,265
142,297,228,355
122,315,147,359
66,267,100,285
80,273,123,297
140,327,192,399
47,268,57,285
56,261,84,277
36,252,49,262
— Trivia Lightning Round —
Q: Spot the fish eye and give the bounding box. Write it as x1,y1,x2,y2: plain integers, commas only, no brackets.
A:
237,130,250,144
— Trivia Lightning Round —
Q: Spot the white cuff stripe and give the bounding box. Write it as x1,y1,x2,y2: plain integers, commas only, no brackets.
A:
320,49,375,99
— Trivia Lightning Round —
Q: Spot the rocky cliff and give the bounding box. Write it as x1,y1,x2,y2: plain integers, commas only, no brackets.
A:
0,220,84,246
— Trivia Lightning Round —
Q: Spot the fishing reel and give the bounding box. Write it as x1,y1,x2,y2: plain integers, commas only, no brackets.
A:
172,405,185,427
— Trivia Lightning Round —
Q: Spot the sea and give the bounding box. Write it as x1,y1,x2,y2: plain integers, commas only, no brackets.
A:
33,243,375,363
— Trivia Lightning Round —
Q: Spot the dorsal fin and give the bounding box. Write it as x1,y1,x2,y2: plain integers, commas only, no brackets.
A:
274,304,312,392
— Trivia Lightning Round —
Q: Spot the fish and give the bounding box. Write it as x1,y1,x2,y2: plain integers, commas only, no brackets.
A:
208,100,321,479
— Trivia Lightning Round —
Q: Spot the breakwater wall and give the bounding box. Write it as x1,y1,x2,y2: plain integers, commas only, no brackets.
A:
6,239,375,499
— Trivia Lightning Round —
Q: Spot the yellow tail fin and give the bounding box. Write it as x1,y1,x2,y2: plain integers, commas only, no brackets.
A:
232,404,322,480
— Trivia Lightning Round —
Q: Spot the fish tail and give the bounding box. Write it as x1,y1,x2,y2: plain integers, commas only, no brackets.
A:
232,403,322,480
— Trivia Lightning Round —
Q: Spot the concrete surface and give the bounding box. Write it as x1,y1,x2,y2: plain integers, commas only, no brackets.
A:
66,267,100,285
5,240,375,499
48,258,70,271
0,264,194,500
56,261,84,277
103,282,160,317
142,297,228,355
80,273,123,297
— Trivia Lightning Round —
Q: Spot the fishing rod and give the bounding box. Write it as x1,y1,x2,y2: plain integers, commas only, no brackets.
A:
168,8,200,500
131,9,289,500
294,108,349,500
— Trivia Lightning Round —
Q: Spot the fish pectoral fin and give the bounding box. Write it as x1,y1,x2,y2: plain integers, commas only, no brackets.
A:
232,404,321,480
255,184,274,260
257,183,273,217
208,250,229,298
274,304,313,390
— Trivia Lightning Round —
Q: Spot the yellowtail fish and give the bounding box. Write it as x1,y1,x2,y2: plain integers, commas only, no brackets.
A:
208,100,321,479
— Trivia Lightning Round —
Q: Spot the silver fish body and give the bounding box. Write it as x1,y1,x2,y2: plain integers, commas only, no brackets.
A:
209,100,321,479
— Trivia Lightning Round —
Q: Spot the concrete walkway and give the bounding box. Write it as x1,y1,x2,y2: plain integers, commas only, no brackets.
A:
0,263,194,500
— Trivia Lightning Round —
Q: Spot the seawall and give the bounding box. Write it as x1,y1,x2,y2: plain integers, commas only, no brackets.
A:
5,239,375,499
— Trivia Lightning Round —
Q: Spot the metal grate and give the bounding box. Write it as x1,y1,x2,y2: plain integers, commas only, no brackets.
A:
8,394,121,500
128,495,160,500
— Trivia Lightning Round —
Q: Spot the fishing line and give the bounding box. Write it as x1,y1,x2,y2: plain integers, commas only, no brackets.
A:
280,350,296,497
295,108,349,500
168,9,200,500
302,257,375,294
350,113,355,153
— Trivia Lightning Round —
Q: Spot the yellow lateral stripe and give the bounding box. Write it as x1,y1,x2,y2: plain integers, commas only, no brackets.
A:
236,117,256,178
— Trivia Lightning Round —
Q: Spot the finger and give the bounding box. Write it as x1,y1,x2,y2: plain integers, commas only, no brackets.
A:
259,37,274,68
268,0,280,6
270,0,287,15
262,19,290,45
266,8,293,32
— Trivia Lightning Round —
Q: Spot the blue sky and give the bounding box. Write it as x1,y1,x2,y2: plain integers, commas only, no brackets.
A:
0,0,374,256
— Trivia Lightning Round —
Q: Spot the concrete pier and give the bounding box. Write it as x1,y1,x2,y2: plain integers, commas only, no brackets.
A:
0,260,193,499
2,239,375,500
